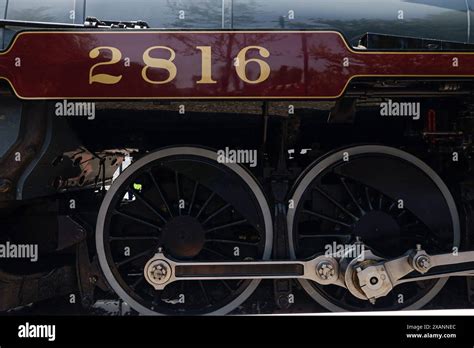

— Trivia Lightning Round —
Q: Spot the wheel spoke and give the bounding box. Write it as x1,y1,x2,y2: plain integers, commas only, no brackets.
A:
298,234,352,240
196,192,215,219
364,187,373,211
199,281,211,304
147,170,173,218
132,188,168,224
220,280,233,293
400,234,428,241
378,193,383,210
151,290,162,308
202,247,228,259
110,236,160,241
388,201,396,211
313,186,358,222
206,219,248,233
131,275,145,289
206,238,259,246
175,171,181,215
397,210,407,219
401,221,420,230
188,181,199,215
202,203,231,225
114,210,162,231
339,177,365,215
302,209,352,228
180,281,185,300
116,249,153,267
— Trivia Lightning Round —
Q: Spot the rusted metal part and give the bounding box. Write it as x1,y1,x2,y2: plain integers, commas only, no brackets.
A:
53,148,134,191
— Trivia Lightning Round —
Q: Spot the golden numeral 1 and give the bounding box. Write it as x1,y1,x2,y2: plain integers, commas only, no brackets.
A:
196,46,217,84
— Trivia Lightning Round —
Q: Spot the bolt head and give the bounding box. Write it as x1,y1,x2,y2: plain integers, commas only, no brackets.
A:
316,261,336,281
146,260,172,286
415,255,431,272
277,296,290,309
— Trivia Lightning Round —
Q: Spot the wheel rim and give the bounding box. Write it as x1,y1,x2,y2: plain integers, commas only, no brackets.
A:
96,147,272,315
288,145,460,312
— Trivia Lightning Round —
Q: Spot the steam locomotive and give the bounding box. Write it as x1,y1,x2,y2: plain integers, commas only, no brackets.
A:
0,0,473,315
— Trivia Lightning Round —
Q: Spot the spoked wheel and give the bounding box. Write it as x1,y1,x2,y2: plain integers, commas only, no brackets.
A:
96,147,272,315
288,145,460,311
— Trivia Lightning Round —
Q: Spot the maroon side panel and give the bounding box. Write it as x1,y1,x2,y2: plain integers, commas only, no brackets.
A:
0,31,473,100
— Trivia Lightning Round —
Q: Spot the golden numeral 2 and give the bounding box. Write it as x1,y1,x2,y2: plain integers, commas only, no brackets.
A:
89,46,123,85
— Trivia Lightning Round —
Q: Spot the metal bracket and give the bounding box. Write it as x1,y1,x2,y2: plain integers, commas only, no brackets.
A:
76,240,108,308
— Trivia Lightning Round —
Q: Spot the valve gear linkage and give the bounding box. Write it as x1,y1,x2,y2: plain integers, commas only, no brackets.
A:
144,244,474,302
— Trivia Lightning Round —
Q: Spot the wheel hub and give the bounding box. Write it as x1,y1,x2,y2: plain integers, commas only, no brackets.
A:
353,211,400,255
162,216,205,259
144,259,172,286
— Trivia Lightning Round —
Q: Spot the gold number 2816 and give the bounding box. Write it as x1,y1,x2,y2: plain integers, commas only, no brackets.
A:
88,45,271,85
